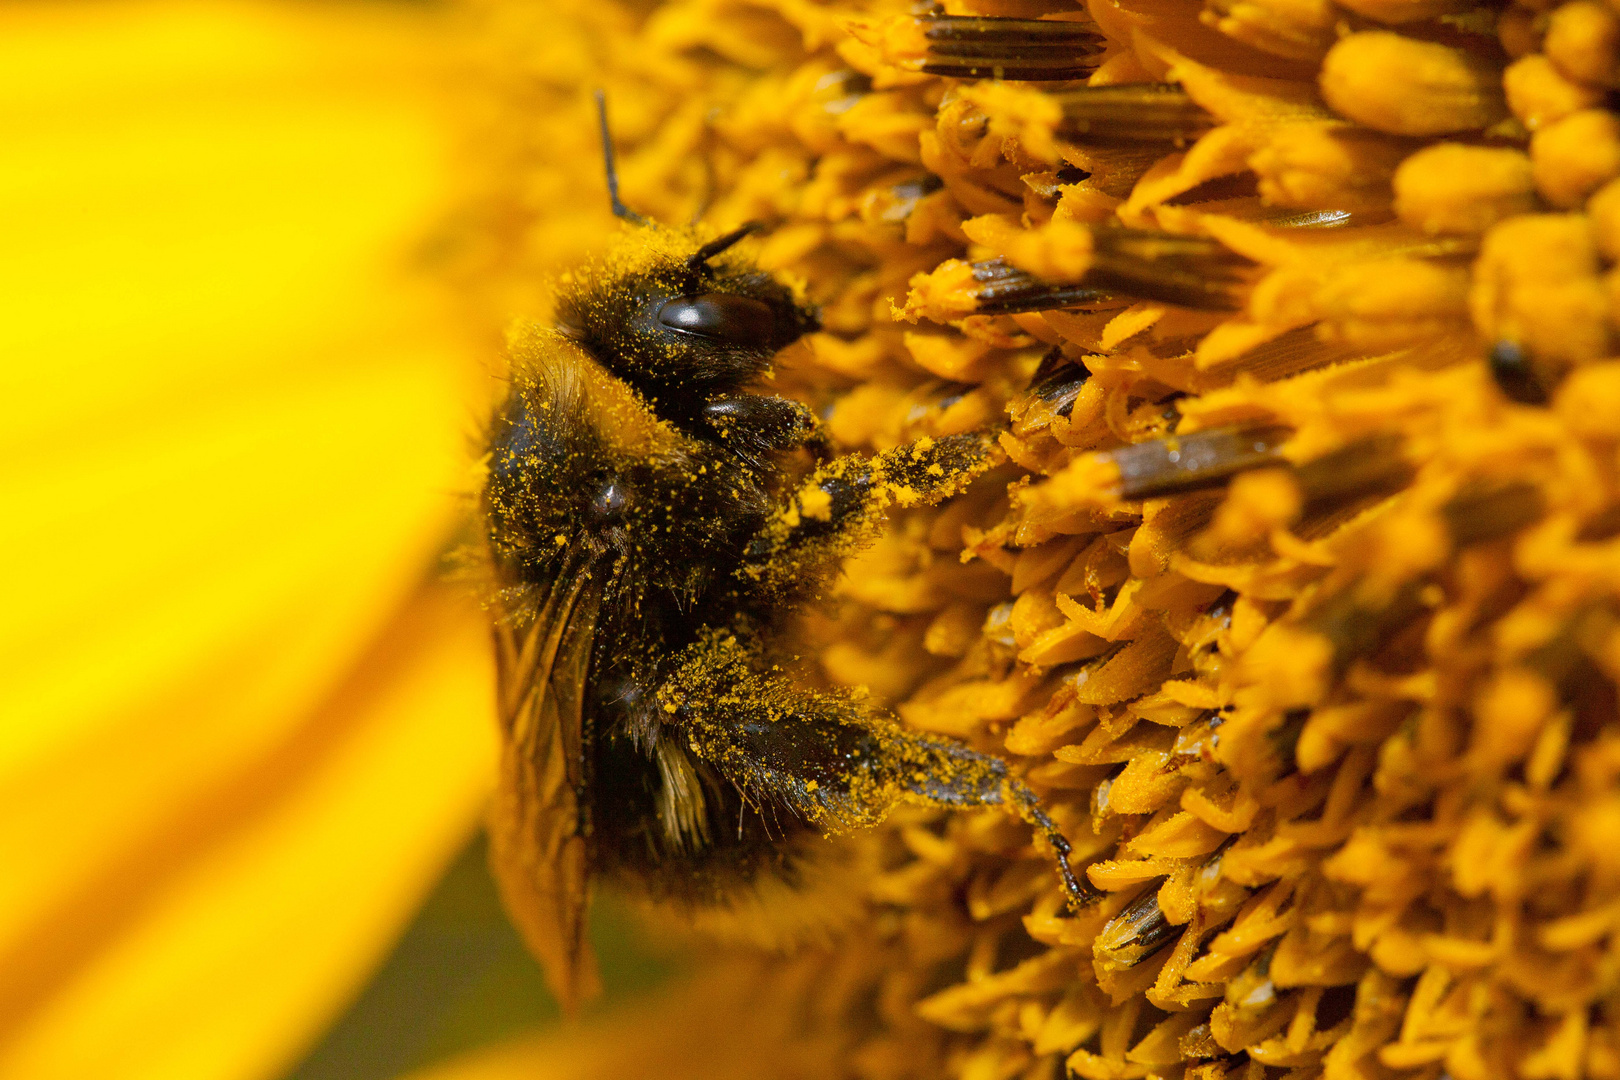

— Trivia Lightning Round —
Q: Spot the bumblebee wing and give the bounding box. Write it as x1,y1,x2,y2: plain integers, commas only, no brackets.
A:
487,566,602,1014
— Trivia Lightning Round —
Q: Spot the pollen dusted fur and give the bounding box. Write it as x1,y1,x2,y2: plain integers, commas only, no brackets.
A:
480,224,1086,1010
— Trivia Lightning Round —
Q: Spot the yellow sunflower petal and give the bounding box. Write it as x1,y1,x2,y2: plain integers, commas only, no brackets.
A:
0,2,494,1077
0,586,497,1080
391,966,810,1080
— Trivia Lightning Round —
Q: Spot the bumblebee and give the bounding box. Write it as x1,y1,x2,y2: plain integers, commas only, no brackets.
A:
480,95,1088,1010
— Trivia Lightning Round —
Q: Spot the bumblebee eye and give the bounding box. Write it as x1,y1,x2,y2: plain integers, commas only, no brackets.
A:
656,293,779,343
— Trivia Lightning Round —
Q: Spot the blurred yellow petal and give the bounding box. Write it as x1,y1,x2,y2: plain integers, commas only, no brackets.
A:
0,2,495,1078
394,964,820,1080
0,0,473,767
0,587,496,1080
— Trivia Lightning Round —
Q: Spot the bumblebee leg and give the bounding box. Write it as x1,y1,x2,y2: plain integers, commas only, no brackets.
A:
802,430,996,520
855,722,1096,907
701,395,818,459
658,632,1095,907
738,431,998,600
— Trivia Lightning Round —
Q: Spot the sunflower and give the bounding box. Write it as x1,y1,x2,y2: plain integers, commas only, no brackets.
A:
16,0,1620,1077
429,0,1620,1076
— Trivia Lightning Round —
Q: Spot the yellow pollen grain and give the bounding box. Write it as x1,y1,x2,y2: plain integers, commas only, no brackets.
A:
798,485,832,521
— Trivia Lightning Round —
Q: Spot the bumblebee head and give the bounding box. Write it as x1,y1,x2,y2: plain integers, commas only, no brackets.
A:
555,92,820,408
555,225,819,403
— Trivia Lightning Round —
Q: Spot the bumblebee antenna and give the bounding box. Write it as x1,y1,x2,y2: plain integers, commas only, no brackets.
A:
594,89,645,224
686,221,762,274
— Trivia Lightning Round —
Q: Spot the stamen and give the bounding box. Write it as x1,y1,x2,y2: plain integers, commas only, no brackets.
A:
916,15,1108,81
904,226,1253,322
1524,606,1616,702
1441,481,1545,545
1087,227,1253,309
1292,433,1414,513
959,227,1253,315
1110,424,1293,500
863,174,944,224
1268,709,1309,778
1301,483,1545,676
968,258,1117,315
1027,349,1091,417
1050,84,1215,144
1095,887,1178,968
1203,325,1370,383
1302,579,1426,679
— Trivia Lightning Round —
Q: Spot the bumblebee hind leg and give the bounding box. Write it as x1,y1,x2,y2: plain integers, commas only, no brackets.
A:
658,630,1095,907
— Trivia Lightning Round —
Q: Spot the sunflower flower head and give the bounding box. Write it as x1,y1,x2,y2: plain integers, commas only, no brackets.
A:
459,0,1620,1076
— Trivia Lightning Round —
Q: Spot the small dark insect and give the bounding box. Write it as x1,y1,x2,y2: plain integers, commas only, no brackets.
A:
480,92,1089,1010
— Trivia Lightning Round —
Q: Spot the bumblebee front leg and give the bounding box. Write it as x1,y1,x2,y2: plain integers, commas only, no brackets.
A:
701,395,822,460
658,632,1094,907
738,431,999,602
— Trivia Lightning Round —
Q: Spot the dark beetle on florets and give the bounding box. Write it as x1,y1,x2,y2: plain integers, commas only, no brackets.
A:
479,93,1091,1011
